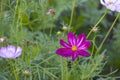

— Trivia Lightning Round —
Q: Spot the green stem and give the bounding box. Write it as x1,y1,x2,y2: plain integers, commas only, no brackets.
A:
68,0,77,32
96,13,120,54
61,57,64,80
9,59,18,80
87,9,107,38
91,35,96,57
65,59,68,80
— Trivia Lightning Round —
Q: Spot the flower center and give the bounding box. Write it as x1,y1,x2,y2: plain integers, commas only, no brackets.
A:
109,2,113,5
72,46,77,51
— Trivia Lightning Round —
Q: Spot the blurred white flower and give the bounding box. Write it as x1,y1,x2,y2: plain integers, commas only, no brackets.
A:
100,0,120,12
0,45,22,59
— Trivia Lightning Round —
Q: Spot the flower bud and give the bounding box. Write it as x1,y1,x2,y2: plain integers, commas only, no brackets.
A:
46,9,55,16
92,26,99,33
0,37,7,43
23,69,30,75
57,31,62,36
62,26,68,31
102,54,108,60
23,39,30,46
4,11,10,18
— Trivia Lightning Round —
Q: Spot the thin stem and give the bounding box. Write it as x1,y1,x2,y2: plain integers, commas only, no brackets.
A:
96,13,120,54
91,35,96,57
68,0,77,32
61,57,69,80
65,59,68,80
61,57,64,80
9,59,18,80
87,9,107,38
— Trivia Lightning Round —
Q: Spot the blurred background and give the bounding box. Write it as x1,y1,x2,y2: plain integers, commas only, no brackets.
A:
0,0,120,79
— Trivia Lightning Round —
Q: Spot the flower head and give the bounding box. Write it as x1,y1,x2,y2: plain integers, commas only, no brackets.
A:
100,0,120,12
56,32,91,61
0,45,22,59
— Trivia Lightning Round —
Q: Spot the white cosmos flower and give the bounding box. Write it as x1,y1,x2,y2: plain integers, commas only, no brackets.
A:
100,0,120,12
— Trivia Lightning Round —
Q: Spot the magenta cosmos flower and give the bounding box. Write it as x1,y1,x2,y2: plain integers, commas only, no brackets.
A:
56,32,91,61
0,45,22,59
100,0,120,12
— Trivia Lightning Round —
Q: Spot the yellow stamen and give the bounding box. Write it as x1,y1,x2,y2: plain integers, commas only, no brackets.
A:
109,2,113,5
72,46,77,51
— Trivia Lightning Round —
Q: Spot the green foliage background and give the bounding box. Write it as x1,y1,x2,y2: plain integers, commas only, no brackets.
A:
0,0,120,80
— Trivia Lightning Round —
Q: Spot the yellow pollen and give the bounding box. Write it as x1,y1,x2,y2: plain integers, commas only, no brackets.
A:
72,46,77,51
109,2,113,5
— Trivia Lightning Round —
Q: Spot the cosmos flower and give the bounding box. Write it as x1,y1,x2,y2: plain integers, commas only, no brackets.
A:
0,45,22,59
100,0,120,12
56,32,91,61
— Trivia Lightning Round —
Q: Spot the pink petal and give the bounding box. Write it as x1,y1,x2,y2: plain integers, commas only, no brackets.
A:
77,33,86,47
13,46,22,58
0,46,22,59
0,47,7,58
116,5,120,12
100,0,106,6
60,39,71,48
115,0,120,5
7,46,16,58
72,52,78,61
68,32,77,45
56,48,73,57
78,41,91,50
107,5,116,11
78,50,90,57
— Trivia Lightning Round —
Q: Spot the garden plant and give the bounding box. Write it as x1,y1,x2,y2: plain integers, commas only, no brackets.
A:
0,0,120,80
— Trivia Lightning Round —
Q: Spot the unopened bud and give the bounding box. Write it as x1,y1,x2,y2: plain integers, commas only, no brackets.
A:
23,70,30,75
102,54,108,60
4,11,10,18
92,26,99,33
62,26,68,31
23,39,30,46
46,9,55,16
57,31,62,35
0,37,7,43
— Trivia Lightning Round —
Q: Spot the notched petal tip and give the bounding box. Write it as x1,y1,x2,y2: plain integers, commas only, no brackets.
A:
77,33,87,47
68,32,74,35
68,32,76,39
68,32,77,45
77,33,86,40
